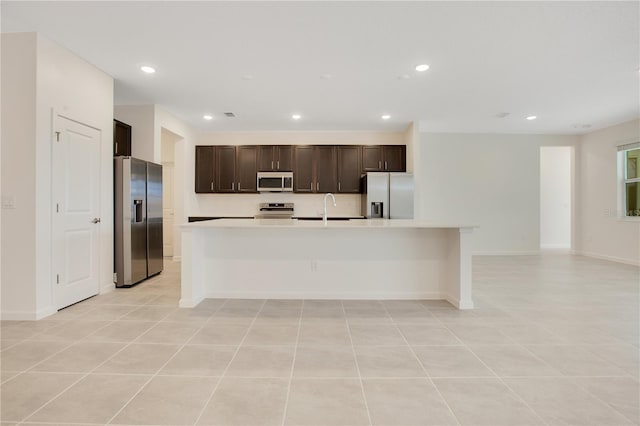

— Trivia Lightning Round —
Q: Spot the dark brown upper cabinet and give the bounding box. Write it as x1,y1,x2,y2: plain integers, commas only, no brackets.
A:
293,146,337,193
258,145,293,171
362,145,406,172
236,146,258,192
195,145,258,193
113,119,132,157
215,146,236,193
315,146,338,193
337,145,361,193
293,146,314,193
197,143,406,194
382,145,406,171
195,145,215,193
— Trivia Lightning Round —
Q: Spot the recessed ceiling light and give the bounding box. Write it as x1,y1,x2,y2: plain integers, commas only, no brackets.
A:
381,115,391,120
140,65,156,74
203,115,213,120
526,115,537,120
415,64,430,72
291,114,301,120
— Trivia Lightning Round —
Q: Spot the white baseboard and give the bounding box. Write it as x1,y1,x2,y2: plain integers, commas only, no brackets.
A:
473,250,540,256
179,296,205,308
203,291,446,300
2,306,56,320
575,251,640,267
540,247,572,254
445,294,474,310
100,281,115,294
540,244,571,250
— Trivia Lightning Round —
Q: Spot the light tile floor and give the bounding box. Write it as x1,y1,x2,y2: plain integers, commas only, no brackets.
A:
1,255,638,425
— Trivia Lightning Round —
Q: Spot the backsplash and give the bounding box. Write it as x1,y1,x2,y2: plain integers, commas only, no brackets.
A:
191,193,362,218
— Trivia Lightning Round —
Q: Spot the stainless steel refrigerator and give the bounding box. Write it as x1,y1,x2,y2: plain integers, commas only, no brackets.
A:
114,157,163,287
361,172,414,219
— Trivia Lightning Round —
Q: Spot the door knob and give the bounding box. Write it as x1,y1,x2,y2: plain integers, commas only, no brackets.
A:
92,218,101,224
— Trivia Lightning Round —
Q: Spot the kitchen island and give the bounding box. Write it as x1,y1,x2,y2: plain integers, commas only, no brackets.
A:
180,219,475,309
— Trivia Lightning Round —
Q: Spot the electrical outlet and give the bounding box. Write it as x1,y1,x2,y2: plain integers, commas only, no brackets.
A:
1,195,15,209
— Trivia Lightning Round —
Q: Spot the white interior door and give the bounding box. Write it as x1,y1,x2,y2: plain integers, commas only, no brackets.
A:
540,146,572,250
53,116,101,309
162,163,174,257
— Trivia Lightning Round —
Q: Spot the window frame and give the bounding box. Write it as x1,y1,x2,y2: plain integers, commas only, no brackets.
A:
618,142,640,219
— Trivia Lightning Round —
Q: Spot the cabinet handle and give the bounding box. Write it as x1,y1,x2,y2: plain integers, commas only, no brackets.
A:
115,142,118,153
210,182,214,191
271,160,274,169
385,161,388,170
232,182,235,191
316,182,319,191
277,160,280,169
238,182,241,191
378,160,382,169
338,182,341,191
310,182,313,191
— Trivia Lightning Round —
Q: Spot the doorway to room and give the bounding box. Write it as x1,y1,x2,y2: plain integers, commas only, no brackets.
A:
161,128,181,258
540,146,572,251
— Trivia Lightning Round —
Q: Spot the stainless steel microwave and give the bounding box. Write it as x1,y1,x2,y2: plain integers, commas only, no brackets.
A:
257,172,293,192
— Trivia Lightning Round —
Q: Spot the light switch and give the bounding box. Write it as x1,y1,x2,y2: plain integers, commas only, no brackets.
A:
1,195,16,209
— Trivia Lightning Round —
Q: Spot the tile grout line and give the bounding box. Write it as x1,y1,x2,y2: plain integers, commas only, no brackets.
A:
454,333,551,426
341,301,374,426
191,299,268,426
385,304,462,426
102,298,231,425
567,375,640,424
7,305,157,423
280,300,304,426
474,290,640,423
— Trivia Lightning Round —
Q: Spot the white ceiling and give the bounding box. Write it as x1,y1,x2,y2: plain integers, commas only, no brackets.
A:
2,1,639,134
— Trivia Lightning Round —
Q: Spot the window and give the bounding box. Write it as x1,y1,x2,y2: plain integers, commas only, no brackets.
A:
621,145,640,217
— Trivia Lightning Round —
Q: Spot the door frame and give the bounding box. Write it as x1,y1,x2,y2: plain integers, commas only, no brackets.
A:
51,110,103,310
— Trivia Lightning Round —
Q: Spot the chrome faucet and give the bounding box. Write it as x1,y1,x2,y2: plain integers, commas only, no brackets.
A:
323,193,336,225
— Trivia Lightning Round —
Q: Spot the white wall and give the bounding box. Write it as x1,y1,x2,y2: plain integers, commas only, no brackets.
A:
114,105,156,162
1,33,113,319
576,119,640,265
1,33,38,316
540,146,572,249
417,133,578,254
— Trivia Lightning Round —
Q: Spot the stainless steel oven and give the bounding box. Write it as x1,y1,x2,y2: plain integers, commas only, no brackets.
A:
257,171,293,192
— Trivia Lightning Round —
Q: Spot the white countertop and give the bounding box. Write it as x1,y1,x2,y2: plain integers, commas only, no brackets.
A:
181,218,476,230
